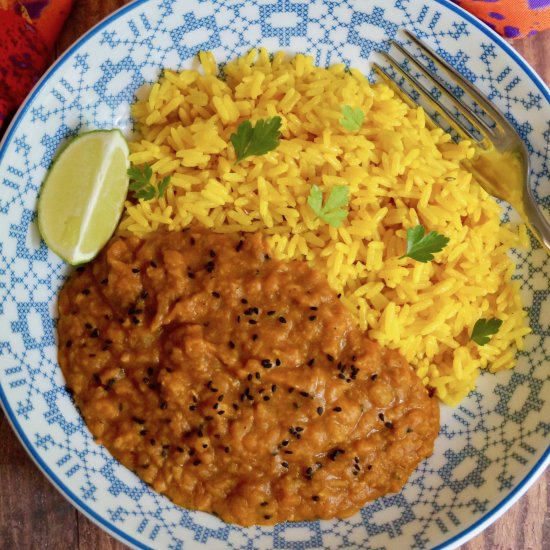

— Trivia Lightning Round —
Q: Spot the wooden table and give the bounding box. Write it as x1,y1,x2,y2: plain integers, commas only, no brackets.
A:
0,1,548,548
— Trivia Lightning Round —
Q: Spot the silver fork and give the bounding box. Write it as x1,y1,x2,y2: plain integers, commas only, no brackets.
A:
373,29,550,253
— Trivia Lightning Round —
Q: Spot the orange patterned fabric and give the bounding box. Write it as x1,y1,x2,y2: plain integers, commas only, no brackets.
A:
0,1,72,129
452,0,550,38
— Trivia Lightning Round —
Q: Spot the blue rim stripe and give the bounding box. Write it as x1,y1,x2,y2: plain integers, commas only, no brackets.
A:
0,1,548,549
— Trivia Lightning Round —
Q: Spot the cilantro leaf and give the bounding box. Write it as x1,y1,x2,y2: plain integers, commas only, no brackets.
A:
230,116,282,163
339,105,365,132
470,318,503,346
400,225,449,262
157,175,171,198
307,184,349,227
127,164,171,201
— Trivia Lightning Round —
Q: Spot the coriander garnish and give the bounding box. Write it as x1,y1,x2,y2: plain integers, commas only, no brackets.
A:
230,116,282,163
307,184,349,228
128,164,171,201
339,105,365,132
470,318,503,346
400,225,449,263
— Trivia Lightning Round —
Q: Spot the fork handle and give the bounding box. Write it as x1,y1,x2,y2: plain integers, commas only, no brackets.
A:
523,191,550,252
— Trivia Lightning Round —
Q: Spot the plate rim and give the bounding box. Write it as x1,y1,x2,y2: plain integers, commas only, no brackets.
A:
0,0,548,549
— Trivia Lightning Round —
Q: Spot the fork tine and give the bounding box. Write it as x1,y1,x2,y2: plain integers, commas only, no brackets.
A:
377,52,481,142
391,40,496,140
403,30,509,131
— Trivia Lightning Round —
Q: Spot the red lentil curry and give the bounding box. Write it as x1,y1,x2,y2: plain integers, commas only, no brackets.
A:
58,228,439,526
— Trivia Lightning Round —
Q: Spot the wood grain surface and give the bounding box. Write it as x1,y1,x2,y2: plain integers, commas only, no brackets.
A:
1,1,549,548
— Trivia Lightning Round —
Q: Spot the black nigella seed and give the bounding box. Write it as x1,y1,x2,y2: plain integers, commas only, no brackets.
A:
307,358,315,367
212,291,220,298
278,316,287,323
281,462,288,468
312,495,320,502
236,240,244,252
187,271,195,279
378,413,385,421
328,448,345,461
81,288,90,295
229,340,236,349
260,502,268,507
189,405,196,411
338,373,346,380
150,260,158,268
263,396,270,401
224,446,230,453
232,403,239,410
209,250,216,258
217,410,225,415
310,306,318,311
275,358,281,366
267,310,275,316
299,391,309,397
317,407,324,415
190,237,196,246
281,440,289,447
132,417,145,425
132,268,140,273
264,515,272,520
326,354,334,362
90,328,99,338
255,372,261,380
65,340,72,348
241,298,248,304
261,359,272,369
252,334,258,341
385,421,393,429
248,319,257,325
160,401,168,410
247,373,253,381
371,374,378,381
308,316,317,321
271,384,277,393
193,459,201,466
333,406,342,412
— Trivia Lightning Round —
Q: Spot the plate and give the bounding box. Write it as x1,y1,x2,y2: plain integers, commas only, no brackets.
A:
0,1,549,548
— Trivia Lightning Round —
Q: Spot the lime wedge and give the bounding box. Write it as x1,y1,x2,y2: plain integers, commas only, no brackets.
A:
38,129,130,265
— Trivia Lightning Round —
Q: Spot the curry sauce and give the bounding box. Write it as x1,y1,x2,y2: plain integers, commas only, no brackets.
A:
58,229,439,526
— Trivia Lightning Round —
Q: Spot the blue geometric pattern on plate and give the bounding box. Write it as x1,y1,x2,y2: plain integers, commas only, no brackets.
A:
0,0,548,549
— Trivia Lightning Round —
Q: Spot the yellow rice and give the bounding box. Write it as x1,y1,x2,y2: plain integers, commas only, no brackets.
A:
119,49,530,406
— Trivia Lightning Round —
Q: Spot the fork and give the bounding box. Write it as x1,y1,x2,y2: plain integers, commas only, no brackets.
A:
373,29,550,253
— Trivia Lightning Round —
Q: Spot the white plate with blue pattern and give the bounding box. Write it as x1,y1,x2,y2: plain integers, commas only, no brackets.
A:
0,0,548,548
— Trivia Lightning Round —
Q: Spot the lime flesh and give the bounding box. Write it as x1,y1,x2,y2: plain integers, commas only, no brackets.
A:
37,129,130,265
